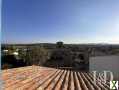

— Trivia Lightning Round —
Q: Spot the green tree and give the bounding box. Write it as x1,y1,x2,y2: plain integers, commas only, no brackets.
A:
25,46,49,66
56,41,64,48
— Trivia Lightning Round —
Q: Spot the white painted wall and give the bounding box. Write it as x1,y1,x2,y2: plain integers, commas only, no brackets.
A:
89,55,119,80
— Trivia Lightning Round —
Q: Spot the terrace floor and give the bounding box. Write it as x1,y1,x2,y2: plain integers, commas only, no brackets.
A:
2,66,109,90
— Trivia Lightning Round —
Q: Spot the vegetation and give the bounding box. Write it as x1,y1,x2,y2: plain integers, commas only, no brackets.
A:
1,43,119,69
56,41,64,48
25,46,49,66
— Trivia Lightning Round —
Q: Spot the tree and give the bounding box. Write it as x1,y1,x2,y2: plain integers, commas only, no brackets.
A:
56,41,64,48
25,46,49,66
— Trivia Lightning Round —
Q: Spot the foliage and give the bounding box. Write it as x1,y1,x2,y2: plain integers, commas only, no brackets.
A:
25,46,49,66
56,41,64,48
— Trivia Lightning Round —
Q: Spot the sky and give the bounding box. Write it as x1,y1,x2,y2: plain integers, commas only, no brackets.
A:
2,0,119,44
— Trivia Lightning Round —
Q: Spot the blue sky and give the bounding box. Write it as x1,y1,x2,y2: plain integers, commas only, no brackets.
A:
2,0,119,44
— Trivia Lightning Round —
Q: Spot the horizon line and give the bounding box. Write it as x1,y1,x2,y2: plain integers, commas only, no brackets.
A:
2,42,119,45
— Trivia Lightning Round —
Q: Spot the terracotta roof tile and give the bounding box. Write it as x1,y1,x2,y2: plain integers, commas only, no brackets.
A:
2,66,109,90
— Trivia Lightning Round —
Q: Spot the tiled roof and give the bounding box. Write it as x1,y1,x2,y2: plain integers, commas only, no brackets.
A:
2,66,109,90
